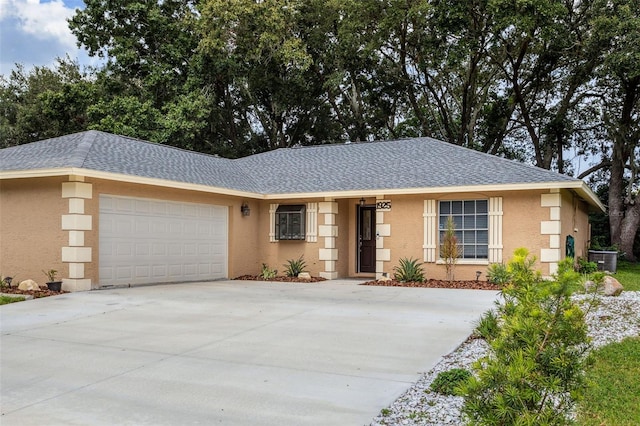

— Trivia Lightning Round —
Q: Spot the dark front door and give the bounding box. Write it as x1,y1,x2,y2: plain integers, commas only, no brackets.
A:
358,206,376,273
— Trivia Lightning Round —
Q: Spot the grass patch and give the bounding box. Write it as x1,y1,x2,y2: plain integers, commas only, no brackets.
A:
577,337,640,425
615,261,640,291
573,261,640,294
0,295,26,305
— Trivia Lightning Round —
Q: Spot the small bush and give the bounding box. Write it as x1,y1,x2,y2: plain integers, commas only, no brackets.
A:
576,257,598,274
393,257,425,282
461,250,592,425
474,310,499,341
486,262,511,285
259,263,277,279
430,368,472,395
283,256,306,277
441,216,460,281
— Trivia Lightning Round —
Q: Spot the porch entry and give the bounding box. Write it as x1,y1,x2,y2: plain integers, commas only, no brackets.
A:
357,205,376,273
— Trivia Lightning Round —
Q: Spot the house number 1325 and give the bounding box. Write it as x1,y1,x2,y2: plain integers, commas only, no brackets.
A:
376,200,391,211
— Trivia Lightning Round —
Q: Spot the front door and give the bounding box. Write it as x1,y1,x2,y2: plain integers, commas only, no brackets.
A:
358,206,376,273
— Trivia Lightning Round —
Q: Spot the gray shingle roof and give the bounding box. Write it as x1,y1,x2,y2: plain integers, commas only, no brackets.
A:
0,131,578,195
0,131,260,192
236,138,576,193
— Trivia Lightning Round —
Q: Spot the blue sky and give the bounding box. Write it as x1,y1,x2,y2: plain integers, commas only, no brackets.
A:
0,0,97,75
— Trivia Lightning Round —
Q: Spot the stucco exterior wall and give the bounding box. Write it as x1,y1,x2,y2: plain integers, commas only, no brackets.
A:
560,190,590,262
255,198,323,277
258,191,569,281
382,195,426,277
335,199,350,278
0,177,67,285
0,175,597,289
361,190,550,281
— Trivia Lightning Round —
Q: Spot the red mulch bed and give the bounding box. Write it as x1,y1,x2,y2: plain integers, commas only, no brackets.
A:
361,279,500,290
1,287,68,298
234,275,498,290
234,275,327,283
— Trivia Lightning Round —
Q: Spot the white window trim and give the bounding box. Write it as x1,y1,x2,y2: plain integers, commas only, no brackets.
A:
488,196,503,263
425,197,502,263
423,200,437,262
269,203,279,242
436,259,490,266
306,202,318,243
270,202,318,243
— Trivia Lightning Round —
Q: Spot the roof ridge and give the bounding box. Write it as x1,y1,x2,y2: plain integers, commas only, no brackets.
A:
67,130,99,167
435,139,579,181
110,132,227,160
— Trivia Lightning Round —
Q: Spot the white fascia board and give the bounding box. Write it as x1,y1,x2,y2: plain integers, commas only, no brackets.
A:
575,182,606,212
264,181,602,204
0,168,265,200
1,168,604,211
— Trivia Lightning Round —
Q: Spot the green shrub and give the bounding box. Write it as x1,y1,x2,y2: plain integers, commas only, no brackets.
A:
486,262,511,285
259,263,277,279
393,257,425,282
576,257,598,274
283,256,306,277
430,368,472,396
474,310,500,342
461,250,592,425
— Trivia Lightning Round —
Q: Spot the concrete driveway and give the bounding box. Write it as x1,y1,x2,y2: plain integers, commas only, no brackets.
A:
1,280,497,425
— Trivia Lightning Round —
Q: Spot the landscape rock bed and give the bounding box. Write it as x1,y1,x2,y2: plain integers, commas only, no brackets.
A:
361,279,500,291
370,291,640,426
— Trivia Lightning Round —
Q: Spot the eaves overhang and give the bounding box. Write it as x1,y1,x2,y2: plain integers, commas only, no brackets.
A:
264,181,606,212
1,168,605,213
0,168,265,200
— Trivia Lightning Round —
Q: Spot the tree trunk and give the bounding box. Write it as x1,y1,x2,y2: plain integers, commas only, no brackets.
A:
608,76,639,261
619,203,640,261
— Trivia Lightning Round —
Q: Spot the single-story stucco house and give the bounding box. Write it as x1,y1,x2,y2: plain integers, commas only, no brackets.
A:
0,131,604,291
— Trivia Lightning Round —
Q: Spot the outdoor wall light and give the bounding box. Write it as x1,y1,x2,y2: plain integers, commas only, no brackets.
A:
240,202,251,217
359,198,366,207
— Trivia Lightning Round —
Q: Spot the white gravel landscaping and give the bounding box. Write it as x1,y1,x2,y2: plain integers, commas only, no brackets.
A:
370,291,640,426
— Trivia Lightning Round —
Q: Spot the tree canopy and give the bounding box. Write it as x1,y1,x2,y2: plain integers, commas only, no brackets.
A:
1,0,638,259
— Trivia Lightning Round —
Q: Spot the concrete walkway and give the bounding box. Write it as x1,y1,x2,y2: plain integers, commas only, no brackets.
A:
1,280,497,425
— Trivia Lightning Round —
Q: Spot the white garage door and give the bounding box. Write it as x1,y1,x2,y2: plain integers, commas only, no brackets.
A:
99,195,228,286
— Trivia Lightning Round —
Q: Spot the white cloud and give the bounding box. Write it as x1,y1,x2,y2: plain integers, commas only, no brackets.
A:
4,0,77,46
0,0,95,75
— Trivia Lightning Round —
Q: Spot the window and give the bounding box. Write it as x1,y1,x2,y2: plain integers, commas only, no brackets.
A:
275,205,306,240
439,200,488,259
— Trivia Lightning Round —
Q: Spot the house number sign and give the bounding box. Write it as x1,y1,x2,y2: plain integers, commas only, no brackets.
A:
376,200,391,211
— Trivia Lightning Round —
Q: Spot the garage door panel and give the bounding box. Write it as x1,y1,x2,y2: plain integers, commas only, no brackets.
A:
116,198,134,212
135,243,150,256
114,242,130,256
168,244,181,256
116,266,133,279
115,218,133,234
100,195,228,286
169,265,183,277
152,243,166,256
152,264,167,277
135,265,150,278
184,264,198,276
100,266,114,281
